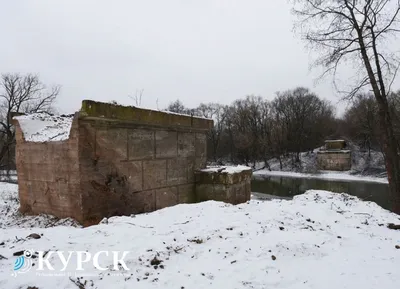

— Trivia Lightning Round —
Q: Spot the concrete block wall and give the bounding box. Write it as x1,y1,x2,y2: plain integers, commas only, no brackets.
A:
14,100,213,225
195,168,252,204
317,152,351,171
79,121,208,224
15,113,83,220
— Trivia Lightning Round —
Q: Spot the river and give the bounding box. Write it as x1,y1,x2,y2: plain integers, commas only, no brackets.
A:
252,174,391,210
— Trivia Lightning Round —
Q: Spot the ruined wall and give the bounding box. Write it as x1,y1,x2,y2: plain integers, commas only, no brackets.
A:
77,101,212,224
14,100,213,225
195,168,252,205
317,151,351,171
15,114,83,220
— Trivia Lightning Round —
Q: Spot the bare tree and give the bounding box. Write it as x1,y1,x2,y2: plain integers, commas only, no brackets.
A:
343,94,381,155
129,89,144,106
272,87,334,166
293,0,400,213
0,73,59,172
166,99,191,115
196,103,228,162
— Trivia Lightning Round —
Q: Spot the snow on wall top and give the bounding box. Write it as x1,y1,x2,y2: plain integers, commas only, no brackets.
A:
14,113,74,142
201,165,252,174
80,100,213,131
324,140,345,143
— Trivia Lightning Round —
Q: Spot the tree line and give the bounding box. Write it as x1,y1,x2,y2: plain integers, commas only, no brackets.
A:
167,88,400,168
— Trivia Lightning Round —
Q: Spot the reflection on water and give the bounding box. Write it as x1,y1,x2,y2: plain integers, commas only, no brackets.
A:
252,175,391,210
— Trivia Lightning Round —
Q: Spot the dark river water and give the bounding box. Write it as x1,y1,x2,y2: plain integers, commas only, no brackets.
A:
251,175,391,210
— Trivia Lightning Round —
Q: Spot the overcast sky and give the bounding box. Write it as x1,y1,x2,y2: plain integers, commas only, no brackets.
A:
1,0,398,115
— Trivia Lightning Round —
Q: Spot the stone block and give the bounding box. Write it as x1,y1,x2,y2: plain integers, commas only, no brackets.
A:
143,160,167,190
213,184,230,202
317,152,351,171
245,179,251,200
187,158,195,182
195,167,252,205
126,190,156,213
177,184,196,203
80,100,213,131
155,130,177,158
156,186,178,209
167,158,187,186
195,169,252,185
28,165,54,182
96,128,128,161
14,123,24,142
14,100,214,225
187,157,207,182
128,129,155,160
178,132,195,157
124,161,143,192
192,117,214,130
195,133,207,157
196,184,214,202
195,157,207,169
235,183,248,204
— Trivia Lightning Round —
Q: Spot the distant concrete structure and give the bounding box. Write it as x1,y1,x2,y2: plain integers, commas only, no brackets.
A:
317,140,351,171
13,100,252,225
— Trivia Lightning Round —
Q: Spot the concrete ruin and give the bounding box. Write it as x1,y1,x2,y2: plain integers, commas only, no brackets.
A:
317,140,351,171
13,100,252,225
195,166,252,204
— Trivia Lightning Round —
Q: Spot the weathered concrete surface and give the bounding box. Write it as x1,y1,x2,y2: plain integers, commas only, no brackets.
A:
14,100,212,226
317,151,351,171
14,113,82,221
195,167,252,205
324,140,347,150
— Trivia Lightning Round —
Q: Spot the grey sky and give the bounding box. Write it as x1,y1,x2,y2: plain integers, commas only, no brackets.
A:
1,0,398,115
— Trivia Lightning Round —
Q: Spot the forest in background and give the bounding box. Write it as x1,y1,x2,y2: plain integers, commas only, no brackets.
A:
166,87,400,171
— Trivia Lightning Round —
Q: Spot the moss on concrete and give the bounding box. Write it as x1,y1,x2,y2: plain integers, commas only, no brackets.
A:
80,100,213,130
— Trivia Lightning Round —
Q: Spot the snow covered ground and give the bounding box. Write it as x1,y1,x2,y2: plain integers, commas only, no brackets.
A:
0,182,399,288
253,169,389,184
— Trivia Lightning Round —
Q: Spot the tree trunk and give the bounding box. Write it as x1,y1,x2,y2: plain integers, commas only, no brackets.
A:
376,102,400,214
357,32,400,214
278,156,283,170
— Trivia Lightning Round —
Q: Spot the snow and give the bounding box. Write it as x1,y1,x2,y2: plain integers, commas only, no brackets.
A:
324,139,345,143
1,183,399,288
253,170,389,184
201,165,252,174
162,109,212,120
14,113,73,142
318,149,351,153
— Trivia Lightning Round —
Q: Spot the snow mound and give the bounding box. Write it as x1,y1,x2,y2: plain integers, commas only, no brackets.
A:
14,113,74,142
1,187,399,288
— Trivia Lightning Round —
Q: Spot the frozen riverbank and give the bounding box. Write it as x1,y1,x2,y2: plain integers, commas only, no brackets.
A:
253,169,388,184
